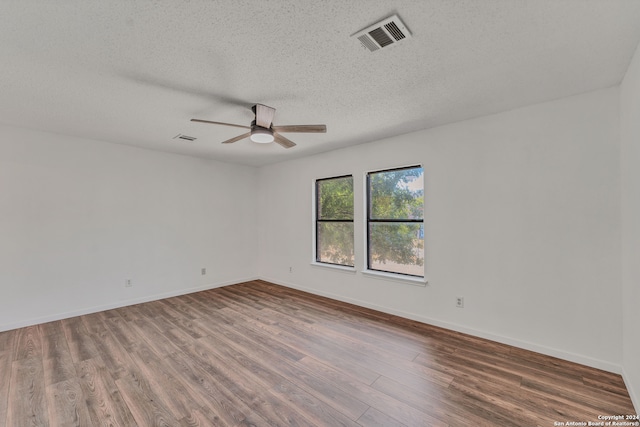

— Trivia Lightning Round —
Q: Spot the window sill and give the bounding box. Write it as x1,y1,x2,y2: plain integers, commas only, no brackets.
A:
361,269,427,286
310,262,357,274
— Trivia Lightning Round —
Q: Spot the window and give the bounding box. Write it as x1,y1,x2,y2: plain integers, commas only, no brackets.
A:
315,175,354,267
367,166,424,277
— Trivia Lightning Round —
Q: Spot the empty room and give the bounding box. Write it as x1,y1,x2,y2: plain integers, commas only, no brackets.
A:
1,1,639,426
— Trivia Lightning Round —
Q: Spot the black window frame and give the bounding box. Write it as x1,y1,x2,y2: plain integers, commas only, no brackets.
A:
315,174,355,267
366,165,424,277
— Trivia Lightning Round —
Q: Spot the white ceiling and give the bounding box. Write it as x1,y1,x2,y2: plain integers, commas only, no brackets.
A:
1,1,640,167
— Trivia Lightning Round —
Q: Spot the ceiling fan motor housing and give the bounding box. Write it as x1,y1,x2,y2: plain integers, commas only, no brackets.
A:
250,120,274,143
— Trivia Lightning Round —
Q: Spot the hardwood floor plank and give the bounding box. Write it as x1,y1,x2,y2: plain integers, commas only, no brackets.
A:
583,375,631,397
42,333,75,386
76,357,137,426
178,294,223,318
165,315,209,340
199,323,369,421
45,379,92,426
413,350,524,388
0,351,12,424
273,356,371,422
133,303,174,327
112,304,145,323
150,313,180,332
357,407,408,427
371,374,488,426
297,356,448,427
80,312,111,336
447,377,553,426
146,300,185,323
251,305,453,392
159,297,200,320
193,309,305,362
115,373,180,426
255,300,423,360
7,358,48,427
186,289,228,311
449,374,589,424
521,376,635,416
89,328,139,381
456,345,584,387
130,317,182,357
61,318,99,363
164,326,200,348
270,380,362,427
256,283,417,337
164,350,269,426
255,291,454,362
0,329,16,352
217,300,284,330
127,342,215,422
218,287,269,311
12,325,43,361
228,285,304,319
104,315,141,352
99,308,122,319
1,280,636,426
509,344,618,381
182,339,320,427
38,320,64,337
294,311,425,362
178,406,226,427
196,333,363,426
223,306,382,386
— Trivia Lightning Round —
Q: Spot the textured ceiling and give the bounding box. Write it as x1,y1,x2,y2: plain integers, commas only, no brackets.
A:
1,1,640,167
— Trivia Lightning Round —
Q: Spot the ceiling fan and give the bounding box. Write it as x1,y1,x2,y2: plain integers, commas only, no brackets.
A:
191,104,326,149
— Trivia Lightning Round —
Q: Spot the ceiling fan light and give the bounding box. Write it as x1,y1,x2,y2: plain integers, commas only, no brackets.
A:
250,127,274,143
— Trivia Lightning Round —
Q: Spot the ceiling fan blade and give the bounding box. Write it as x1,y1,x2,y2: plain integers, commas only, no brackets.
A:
273,133,296,149
271,124,327,133
191,118,250,129
221,132,251,144
122,73,252,108
255,104,276,129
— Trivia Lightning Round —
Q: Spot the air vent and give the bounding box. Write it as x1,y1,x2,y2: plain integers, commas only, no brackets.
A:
352,14,412,52
173,134,197,142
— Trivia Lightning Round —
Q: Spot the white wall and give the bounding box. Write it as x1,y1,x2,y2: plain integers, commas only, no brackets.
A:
620,40,640,411
258,88,622,372
0,124,258,331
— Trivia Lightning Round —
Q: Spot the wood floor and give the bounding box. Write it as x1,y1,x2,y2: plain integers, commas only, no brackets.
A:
0,280,636,426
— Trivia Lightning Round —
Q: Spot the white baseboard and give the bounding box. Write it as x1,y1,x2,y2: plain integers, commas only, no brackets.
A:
622,367,640,414
0,276,259,333
261,276,623,375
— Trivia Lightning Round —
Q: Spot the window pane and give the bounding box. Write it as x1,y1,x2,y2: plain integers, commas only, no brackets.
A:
317,222,354,266
318,176,354,220
369,223,423,276
369,167,423,220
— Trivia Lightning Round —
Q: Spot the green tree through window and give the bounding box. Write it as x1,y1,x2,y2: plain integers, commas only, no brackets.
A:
316,175,354,266
367,166,424,277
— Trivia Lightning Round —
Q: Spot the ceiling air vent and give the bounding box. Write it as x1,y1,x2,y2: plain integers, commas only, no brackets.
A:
173,134,197,142
352,14,412,52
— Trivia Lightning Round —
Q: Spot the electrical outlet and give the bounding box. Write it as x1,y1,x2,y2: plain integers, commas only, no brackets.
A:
456,297,464,308
201,268,207,275
289,266,293,273
125,279,132,288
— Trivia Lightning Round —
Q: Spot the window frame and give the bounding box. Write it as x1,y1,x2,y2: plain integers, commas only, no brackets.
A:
366,165,424,278
314,174,355,268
